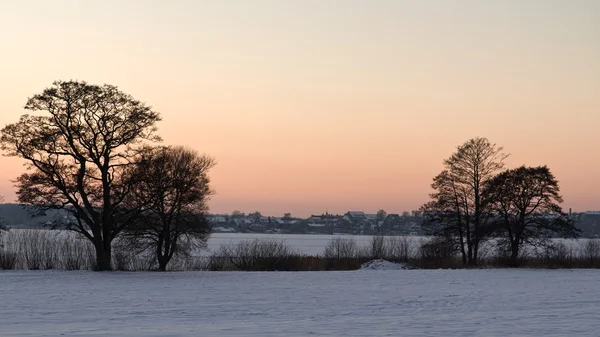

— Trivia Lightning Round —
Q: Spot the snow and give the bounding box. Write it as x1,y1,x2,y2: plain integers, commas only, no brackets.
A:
212,226,236,233
360,259,414,270
2,269,600,336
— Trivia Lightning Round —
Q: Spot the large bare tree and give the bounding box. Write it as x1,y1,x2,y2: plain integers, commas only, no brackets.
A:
123,146,215,271
483,166,579,266
0,81,161,270
422,137,508,265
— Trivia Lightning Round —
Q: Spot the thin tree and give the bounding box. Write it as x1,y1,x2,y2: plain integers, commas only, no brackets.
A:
123,146,215,271
0,81,161,270
422,137,508,265
483,166,580,266
421,170,467,263
0,195,8,236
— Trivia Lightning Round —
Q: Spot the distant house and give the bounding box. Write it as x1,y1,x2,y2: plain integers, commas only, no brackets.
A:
309,213,340,226
382,214,401,231
206,215,228,226
344,211,366,222
385,214,401,222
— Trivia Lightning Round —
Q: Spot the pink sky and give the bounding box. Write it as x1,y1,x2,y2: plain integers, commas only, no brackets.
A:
1,1,599,216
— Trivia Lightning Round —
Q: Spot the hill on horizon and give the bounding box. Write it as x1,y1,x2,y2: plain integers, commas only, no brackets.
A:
0,204,67,229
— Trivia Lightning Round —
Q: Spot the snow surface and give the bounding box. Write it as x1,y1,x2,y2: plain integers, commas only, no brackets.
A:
1,269,600,336
360,259,414,270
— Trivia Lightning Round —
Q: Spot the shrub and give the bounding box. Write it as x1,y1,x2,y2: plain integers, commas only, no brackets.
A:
61,236,95,270
0,249,17,270
581,239,600,267
539,242,575,268
416,236,457,268
16,229,55,270
386,236,414,262
369,235,386,259
217,239,296,271
324,237,359,260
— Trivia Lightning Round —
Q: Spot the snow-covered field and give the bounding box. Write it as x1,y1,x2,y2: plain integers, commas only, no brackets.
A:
1,269,600,336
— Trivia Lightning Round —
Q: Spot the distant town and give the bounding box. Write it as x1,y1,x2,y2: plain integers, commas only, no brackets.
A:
1,204,599,237
207,210,423,236
208,210,600,238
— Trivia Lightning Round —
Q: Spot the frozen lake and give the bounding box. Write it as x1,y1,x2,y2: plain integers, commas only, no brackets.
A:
1,269,599,336
205,233,398,255
204,233,586,256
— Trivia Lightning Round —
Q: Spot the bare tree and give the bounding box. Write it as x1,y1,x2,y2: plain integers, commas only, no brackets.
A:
249,211,262,221
370,234,386,258
123,146,215,271
231,210,245,218
422,138,508,265
421,170,468,264
483,166,579,266
0,195,8,242
0,81,161,270
324,237,359,259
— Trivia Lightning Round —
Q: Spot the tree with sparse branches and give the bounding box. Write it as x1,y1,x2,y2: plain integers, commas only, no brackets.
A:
0,81,161,270
483,165,580,266
421,170,466,262
249,211,262,221
231,210,245,218
422,137,508,265
0,195,8,238
122,146,215,271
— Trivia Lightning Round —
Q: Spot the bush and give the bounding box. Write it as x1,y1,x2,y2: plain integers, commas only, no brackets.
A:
217,239,297,271
16,229,57,270
386,236,414,262
0,249,17,270
415,236,458,268
537,242,575,268
61,236,95,270
581,239,600,267
324,237,360,259
204,255,228,271
369,235,386,259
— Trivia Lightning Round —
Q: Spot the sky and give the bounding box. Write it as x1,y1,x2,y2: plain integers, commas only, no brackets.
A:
0,0,599,216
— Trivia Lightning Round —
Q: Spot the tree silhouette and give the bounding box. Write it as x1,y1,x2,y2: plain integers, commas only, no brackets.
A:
0,81,161,270
122,146,215,271
422,137,508,265
231,210,245,218
0,195,8,235
483,166,580,266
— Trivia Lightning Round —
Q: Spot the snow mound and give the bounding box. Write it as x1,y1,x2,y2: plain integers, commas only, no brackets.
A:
360,259,415,270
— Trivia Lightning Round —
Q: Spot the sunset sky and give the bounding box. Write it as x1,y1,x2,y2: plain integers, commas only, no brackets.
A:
1,1,599,216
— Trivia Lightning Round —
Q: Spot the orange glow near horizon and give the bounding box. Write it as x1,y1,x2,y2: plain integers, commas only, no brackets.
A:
1,1,599,216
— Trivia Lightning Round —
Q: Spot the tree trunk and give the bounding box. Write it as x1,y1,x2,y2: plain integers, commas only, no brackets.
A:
459,237,467,265
510,243,519,267
467,242,475,265
94,239,112,271
157,253,170,271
